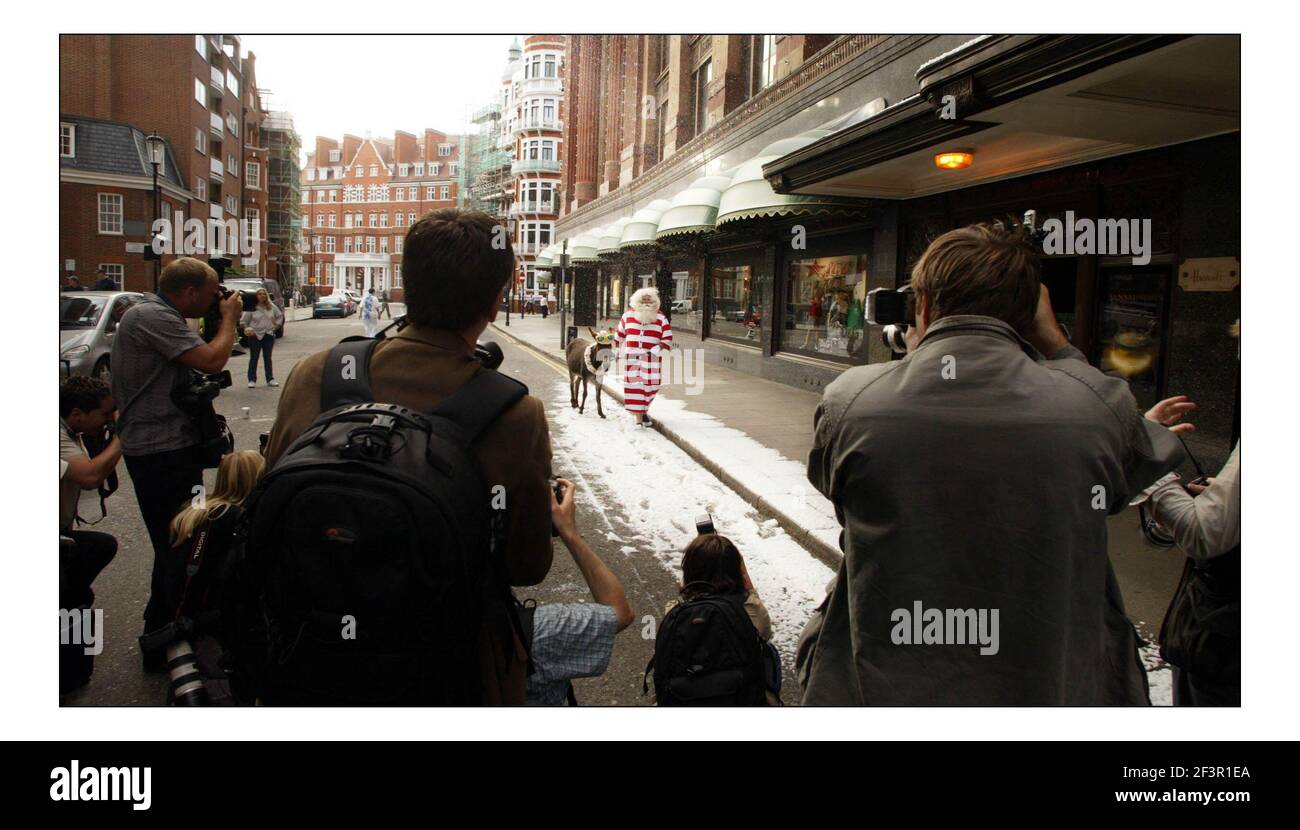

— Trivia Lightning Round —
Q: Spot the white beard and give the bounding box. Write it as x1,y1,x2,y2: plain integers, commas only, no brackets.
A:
634,305,658,325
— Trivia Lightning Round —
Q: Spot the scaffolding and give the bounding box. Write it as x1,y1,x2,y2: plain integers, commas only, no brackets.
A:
262,106,303,290
463,102,513,216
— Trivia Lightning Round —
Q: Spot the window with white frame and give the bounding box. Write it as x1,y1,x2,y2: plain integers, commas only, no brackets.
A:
430,163,441,176
344,213,353,229
328,214,336,228
395,265,402,286
334,166,343,178
408,211,416,224
316,214,324,227
438,144,452,156
395,236,403,253
449,163,459,177
245,208,260,238
315,262,322,279
380,213,388,227
302,188,310,204
329,149,341,162
329,190,337,202
395,186,404,201
228,154,238,177
380,237,389,254
226,195,237,215
395,212,404,227
439,185,449,200
344,236,353,253
369,213,377,228
370,164,378,176
227,112,238,134
426,186,436,200
195,35,206,56
307,168,316,181
195,78,206,108
194,127,206,154
225,69,238,96
356,166,364,176
399,164,409,176
414,163,424,176
326,236,336,253
61,123,76,157
367,236,376,253
97,193,123,235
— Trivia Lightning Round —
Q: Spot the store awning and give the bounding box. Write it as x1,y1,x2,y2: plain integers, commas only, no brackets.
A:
762,35,1239,199
534,243,560,270
618,199,673,249
597,218,633,256
715,131,866,227
655,175,733,239
567,231,603,263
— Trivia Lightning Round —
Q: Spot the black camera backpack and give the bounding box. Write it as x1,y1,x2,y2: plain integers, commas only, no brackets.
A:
240,337,527,705
646,588,769,706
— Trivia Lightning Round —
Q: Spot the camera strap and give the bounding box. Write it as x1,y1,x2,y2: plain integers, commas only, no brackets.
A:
174,525,210,623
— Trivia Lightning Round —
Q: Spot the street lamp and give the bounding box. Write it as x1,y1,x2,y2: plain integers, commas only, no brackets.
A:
558,239,570,350
143,132,166,293
506,217,517,326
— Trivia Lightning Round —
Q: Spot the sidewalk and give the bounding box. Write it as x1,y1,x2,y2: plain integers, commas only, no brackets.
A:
490,314,843,566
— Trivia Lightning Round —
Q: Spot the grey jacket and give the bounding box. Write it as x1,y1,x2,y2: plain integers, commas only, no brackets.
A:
801,315,1185,705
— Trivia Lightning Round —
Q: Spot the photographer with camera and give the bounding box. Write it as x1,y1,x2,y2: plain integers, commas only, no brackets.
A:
519,478,635,705
800,222,1186,705
262,209,555,705
142,450,267,705
111,256,242,661
59,376,122,607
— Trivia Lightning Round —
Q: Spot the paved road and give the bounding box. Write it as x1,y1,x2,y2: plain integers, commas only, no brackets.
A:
64,312,806,706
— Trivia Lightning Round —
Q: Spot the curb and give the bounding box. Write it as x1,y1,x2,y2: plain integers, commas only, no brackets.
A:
489,321,843,570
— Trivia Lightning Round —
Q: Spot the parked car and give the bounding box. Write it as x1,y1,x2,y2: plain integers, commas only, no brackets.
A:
312,294,349,319
59,291,147,381
224,277,286,338
342,289,364,312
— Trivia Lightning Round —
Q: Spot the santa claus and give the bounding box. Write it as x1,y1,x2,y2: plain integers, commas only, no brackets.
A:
615,286,673,426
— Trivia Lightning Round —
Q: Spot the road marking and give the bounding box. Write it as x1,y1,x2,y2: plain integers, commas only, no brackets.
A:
513,339,570,379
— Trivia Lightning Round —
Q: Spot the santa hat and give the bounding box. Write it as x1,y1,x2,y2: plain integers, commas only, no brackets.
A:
630,286,661,325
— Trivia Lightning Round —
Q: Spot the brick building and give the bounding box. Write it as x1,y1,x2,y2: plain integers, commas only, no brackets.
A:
60,35,268,290
548,35,1240,469
299,129,463,301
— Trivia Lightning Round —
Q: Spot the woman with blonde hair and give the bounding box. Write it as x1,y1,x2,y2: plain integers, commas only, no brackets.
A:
163,450,266,623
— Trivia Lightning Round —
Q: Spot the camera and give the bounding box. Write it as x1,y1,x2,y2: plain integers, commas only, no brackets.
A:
867,286,916,355
175,370,232,409
139,620,208,706
696,513,716,535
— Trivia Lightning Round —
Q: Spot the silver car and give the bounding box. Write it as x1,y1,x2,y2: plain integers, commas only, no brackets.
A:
59,291,147,382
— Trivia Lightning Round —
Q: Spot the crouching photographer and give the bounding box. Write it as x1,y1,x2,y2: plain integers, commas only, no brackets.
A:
647,519,782,706
110,256,242,664
140,450,265,705
801,222,1187,706
59,376,123,608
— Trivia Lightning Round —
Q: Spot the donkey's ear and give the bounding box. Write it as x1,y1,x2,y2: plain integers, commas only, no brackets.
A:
589,327,598,338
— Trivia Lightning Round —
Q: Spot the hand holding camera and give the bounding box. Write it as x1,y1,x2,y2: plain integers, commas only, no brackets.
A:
550,477,577,540
219,288,246,322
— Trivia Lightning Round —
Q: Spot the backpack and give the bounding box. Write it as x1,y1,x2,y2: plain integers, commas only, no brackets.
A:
240,336,527,705
646,588,770,706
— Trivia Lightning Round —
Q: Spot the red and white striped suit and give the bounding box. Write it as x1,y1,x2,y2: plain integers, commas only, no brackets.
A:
615,310,673,414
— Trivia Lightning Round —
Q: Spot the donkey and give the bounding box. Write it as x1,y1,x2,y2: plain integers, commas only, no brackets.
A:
566,327,616,418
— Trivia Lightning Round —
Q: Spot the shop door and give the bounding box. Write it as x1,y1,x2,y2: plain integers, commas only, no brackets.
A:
1092,264,1173,410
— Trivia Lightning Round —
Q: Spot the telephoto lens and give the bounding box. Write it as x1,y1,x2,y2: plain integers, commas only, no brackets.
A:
165,641,209,706
881,324,910,355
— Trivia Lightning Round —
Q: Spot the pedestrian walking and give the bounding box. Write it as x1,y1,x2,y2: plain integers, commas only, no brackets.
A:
614,287,672,426
241,288,285,388
361,288,380,337
379,288,391,319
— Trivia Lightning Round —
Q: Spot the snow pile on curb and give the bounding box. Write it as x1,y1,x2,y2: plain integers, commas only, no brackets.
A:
548,379,834,661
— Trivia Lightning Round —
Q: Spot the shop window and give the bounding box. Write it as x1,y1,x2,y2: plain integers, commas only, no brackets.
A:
666,260,703,334
1094,264,1172,410
709,250,767,344
781,252,872,362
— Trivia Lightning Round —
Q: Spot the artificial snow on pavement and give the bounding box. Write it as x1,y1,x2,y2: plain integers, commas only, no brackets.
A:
547,380,835,662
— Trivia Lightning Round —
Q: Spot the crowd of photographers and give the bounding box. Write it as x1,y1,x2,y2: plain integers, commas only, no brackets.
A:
58,208,1239,707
